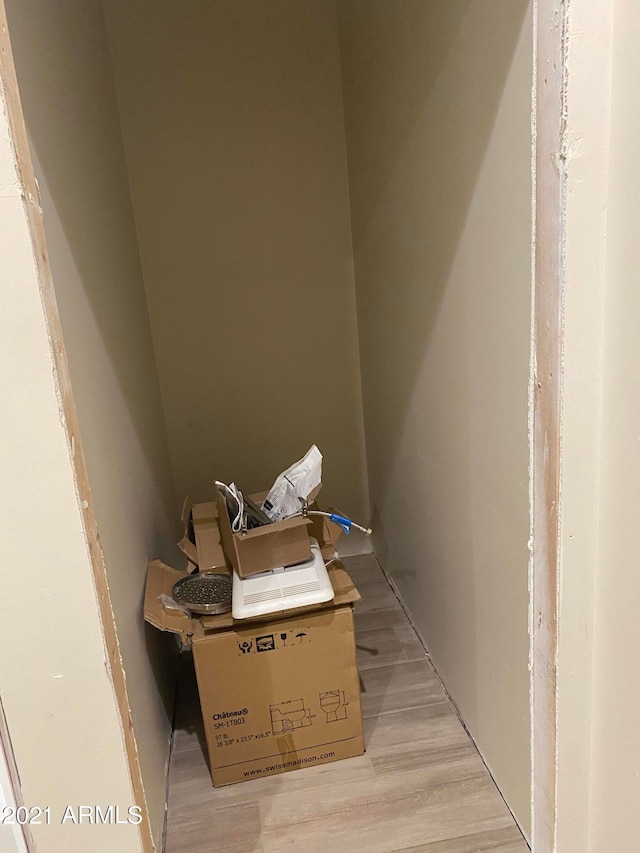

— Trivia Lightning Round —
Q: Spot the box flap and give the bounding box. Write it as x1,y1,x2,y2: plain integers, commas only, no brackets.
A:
192,500,218,521
181,496,192,535
191,500,228,571
323,507,345,545
144,559,194,641
326,560,360,606
177,496,199,571
177,536,199,568
306,503,346,560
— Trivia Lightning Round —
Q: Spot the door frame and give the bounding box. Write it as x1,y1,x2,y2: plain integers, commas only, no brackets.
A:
0,3,154,851
0,0,570,850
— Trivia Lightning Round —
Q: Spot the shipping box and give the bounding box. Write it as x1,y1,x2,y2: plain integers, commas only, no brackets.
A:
144,552,363,786
216,488,312,578
179,489,345,578
194,603,362,785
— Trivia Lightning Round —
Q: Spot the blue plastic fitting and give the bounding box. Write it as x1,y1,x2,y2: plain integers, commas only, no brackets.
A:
329,513,352,535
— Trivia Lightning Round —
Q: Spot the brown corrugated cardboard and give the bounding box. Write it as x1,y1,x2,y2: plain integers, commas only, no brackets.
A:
144,558,359,636
176,497,199,570
194,605,363,785
191,500,228,570
307,504,344,561
144,559,193,643
177,497,229,572
216,488,312,578
144,555,363,785
179,487,342,576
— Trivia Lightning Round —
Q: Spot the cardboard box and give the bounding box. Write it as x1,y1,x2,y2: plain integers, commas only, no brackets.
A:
306,503,344,562
178,497,229,573
216,488,312,578
194,604,362,785
144,554,363,785
179,488,345,578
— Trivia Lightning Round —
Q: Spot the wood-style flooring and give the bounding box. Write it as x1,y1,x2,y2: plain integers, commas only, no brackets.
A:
164,554,529,853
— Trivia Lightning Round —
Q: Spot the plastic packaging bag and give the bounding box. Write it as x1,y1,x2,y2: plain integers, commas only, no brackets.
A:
158,594,191,617
262,445,323,522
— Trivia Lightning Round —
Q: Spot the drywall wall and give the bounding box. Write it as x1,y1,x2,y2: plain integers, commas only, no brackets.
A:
550,3,640,849
552,1,613,850
104,0,369,525
0,27,144,851
528,2,640,847
586,1,640,848
4,0,180,846
338,0,532,833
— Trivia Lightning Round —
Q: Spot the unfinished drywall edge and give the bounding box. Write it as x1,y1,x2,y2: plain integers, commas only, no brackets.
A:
0,6,154,852
0,698,31,852
530,1,566,850
527,1,537,842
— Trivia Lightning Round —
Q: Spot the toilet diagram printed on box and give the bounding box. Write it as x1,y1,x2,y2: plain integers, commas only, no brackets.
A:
270,699,313,735
319,690,348,722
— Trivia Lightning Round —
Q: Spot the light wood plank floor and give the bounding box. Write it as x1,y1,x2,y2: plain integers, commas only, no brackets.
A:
164,554,529,853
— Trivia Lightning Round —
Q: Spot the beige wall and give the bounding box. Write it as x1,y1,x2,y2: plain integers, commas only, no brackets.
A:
0,48,144,853
586,0,640,848
338,0,532,833
552,3,640,850
552,1,613,849
5,1,180,846
547,3,640,851
104,0,369,524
